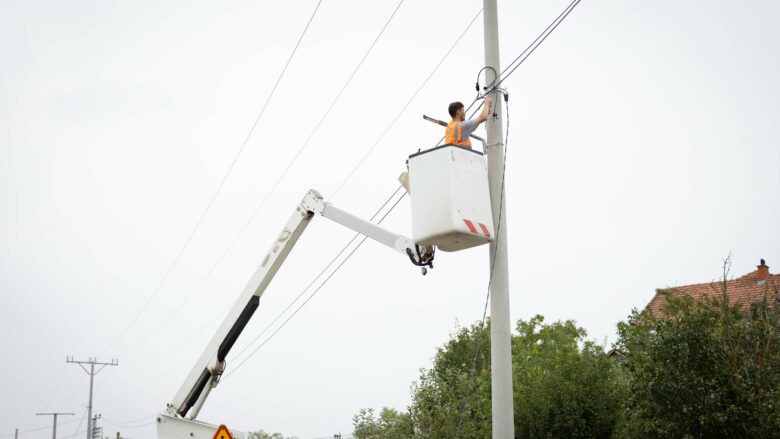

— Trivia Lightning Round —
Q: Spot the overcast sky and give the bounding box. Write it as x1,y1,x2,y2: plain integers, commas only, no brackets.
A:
2,0,779,438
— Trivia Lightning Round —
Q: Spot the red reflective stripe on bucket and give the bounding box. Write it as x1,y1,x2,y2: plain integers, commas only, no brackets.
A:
463,219,478,234
478,223,490,238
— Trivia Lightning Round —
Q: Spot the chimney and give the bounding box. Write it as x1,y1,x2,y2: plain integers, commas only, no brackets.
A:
757,259,769,284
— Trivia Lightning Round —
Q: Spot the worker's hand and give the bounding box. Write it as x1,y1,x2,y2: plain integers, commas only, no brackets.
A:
476,97,493,124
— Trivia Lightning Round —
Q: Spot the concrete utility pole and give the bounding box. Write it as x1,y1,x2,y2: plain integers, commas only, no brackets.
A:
66,357,118,439
36,412,74,439
14,428,18,439
483,0,515,437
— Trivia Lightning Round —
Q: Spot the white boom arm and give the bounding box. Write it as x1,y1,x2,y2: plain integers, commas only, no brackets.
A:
157,190,431,438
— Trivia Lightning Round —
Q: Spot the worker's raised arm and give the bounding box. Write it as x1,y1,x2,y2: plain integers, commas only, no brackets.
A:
475,98,492,124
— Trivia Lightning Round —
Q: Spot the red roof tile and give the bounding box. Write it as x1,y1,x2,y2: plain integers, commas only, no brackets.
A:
645,269,780,317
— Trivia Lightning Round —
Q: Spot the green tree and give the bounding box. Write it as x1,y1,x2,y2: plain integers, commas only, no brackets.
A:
353,407,413,439
512,316,626,439
408,321,491,438
615,283,780,438
354,316,626,438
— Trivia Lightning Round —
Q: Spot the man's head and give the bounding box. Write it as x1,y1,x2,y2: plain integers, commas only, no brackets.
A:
448,101,465,121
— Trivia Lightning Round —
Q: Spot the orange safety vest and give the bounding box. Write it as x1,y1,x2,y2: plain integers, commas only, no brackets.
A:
444,120,472,147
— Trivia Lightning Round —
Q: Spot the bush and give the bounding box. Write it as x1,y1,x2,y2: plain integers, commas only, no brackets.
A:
614,288,780,438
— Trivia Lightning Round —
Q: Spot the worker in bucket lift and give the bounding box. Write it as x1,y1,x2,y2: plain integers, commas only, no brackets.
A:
445,97,492,148
398,97,493,194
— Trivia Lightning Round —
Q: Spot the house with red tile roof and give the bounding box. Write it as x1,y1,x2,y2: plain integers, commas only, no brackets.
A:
645,259,779,317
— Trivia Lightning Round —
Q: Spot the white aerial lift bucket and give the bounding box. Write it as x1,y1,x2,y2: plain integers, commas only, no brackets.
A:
408,145,495,252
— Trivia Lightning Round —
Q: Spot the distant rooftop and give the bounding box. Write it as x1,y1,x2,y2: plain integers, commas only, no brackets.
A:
645,259,779,317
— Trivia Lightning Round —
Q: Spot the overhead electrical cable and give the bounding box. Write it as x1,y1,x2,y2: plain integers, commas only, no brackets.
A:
123,1,478,371
102,414,158,427
61,375,86,409
41,365,68,411
103,416,158,429
0,418,81,439
116,0,406,358
485,0,582,95
131,188,399,366
129,3,474,360
223,188,407,380
67,410,88,439
106,420,157,430
126,306,230,366
435,0,582,148
497,0,580,83
135,187,399,367
105,420,157,429
101,0,325,356
330,7,483,199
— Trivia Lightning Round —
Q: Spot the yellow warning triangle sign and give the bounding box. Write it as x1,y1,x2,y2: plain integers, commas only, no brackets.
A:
213,425,233,439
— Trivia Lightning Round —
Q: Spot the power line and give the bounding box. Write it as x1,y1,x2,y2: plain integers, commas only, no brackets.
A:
129,2,467,361
135,189,402,367
106,421,156,429
501,0,579,81
224,188,407,380
436,0,582,149
61,375,86,411
330,7,483,199
485,0,582,95
129,188,400,370
115,0,407,359
67,410,88,439
125,306,230,366
126,191,402,367
225,190,406,379
224,0,407,234
101,0,325,356
100,414,157,427
0,419,81,439
110,2,570,433
41,365,68,412
102,419,157,430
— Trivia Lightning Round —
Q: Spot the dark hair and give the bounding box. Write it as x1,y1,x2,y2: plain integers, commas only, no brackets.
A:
448,101,464,118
